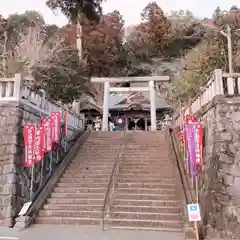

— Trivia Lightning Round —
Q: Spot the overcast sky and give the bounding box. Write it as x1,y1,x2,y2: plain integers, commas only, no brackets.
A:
1,0,239,27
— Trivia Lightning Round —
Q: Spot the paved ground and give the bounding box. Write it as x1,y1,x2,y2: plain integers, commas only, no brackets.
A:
0,225,185,240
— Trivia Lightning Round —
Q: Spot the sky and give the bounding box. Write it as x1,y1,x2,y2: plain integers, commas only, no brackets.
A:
0,0,239,27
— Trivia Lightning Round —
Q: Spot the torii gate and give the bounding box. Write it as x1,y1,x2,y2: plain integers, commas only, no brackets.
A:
90,76,170,131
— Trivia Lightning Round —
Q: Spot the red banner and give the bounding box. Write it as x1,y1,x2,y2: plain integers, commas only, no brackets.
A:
51,112,61,143
194,122,203,166
24,124,35,168
34,124,44,163
185,115,196,124
42,117,53,152
51,117,55,143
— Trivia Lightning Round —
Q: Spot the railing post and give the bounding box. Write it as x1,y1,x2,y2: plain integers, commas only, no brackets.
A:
227,77,235,95
14,73,22,101
214,69,224,95
237,77,240,94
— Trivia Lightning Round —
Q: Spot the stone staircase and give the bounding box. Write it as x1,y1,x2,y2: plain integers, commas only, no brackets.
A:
36,131,184,235
36,132,124,225
106,132,184,232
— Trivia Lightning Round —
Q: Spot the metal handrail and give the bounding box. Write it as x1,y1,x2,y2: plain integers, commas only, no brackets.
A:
169,128,194,203
100,131,126,230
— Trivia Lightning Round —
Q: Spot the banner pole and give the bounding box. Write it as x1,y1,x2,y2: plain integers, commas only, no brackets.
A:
188,98,195,190
30,124,37,201
64,138,67,153
64,111,67,153
195,175,199,203
49,151,53,173
194,221,199,240
39,112,44,186
40,155,44,186
181,104,189,176
30,162,35,200
57,145,59,164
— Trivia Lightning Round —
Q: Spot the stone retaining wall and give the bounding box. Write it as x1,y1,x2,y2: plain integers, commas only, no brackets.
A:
0,102,81,227
190,96,240,239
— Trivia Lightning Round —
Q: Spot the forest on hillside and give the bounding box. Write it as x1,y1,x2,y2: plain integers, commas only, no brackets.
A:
0,0,240,105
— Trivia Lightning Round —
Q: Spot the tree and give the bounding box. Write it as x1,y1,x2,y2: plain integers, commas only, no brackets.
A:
169,6,240,103
46,0,103,22
0,12,59,78
126,2,172,60
58,11,135,104
33,40,87,103
23,10,45,25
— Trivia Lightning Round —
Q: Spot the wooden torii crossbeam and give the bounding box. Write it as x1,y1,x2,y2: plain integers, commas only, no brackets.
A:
90,75,170,131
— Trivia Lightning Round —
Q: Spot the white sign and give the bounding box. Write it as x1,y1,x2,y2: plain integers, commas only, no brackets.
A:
187,203,201,222
18,201,32,216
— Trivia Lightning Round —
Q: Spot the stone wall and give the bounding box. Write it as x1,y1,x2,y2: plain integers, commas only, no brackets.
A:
0,103,20,227
0,102,81,227
190,96,240,239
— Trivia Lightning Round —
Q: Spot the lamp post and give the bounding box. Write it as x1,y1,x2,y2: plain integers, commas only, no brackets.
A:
76,12,82,60
219,26,240,74
202,22,240,74
220,26,233,74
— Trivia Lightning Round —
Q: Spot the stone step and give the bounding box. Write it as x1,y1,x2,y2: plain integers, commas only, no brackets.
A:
119,164,172,169
117,187,176,195
61,175,109,180
109,212,182,221
117,174,175,180
47,198,103,205
74,151,117,155
107,218,183,230
71,161,112,165
120,164,171,168
57,182,108,188
113,199,180,207
123,146,167,149
79,148,120,152
117,178,175,185
118,169,174,175
122,156,169,159
51,192,104,199
111,205,181,214
116,182,176,189
115,193,178,201
39,210,101,218
59,177,109,183
66,169,112,174
36,216,101,225
43,204,102,211
67,165,113,171
71,158,115,162
123,158,170,161
121,154,169,158
53,187,106,194
69,164,114,169
63,173,111,179
120,162,171,166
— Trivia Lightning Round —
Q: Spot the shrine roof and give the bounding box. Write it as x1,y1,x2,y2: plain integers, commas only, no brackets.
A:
109,92,172,110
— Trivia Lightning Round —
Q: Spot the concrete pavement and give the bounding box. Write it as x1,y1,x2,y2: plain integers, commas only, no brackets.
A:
1,225,185,240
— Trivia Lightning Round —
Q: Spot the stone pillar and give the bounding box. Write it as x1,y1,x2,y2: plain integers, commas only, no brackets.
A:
102,81,109,131
144,116,148,131
149,80,156,131
125,116,128,131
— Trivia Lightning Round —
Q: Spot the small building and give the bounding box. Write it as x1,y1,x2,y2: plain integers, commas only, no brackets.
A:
108,91,172,131
80,78,172,131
